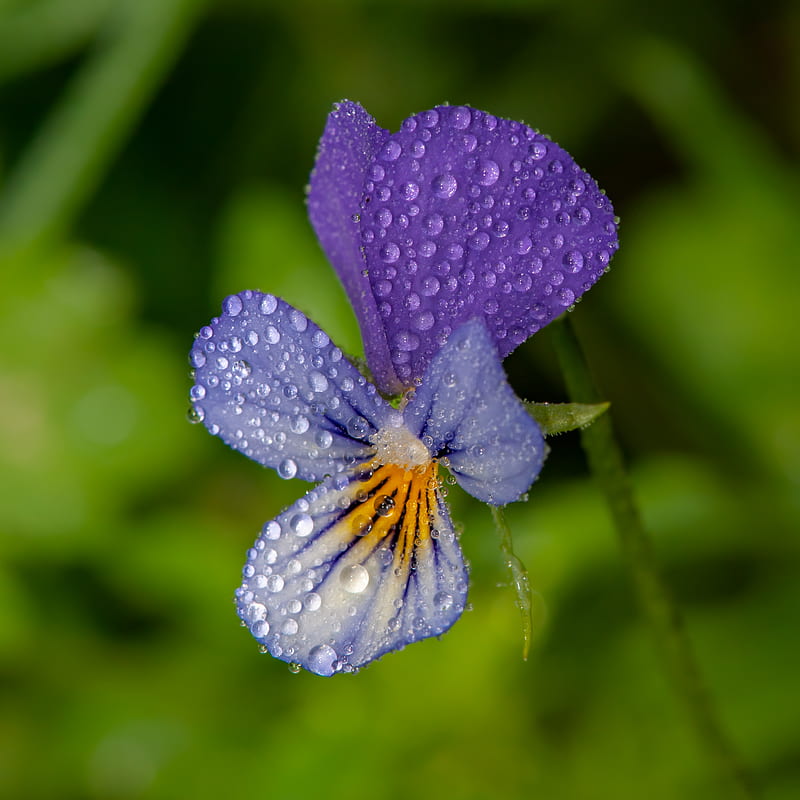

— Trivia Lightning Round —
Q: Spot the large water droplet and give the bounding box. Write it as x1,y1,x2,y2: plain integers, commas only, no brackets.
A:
260,294,278,314
340,564,370,594
290,513,314,537
308,644,337,675
476,159,500,186
278,459,298,479
432,174,457,199
380,242,400,263
224,295,243,316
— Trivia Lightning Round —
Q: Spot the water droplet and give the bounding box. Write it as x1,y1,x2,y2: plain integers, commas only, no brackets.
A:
224,295,243,316
308,644,337,675
190,350,206,368
281,618,299,635
304,592,322,611
288,662,302,674
190,384,206,401
380,242,400,263
215,355,229,370
290,310,308,332
557,287,575,307
291,415,310,434
381,140,402,161
262,520,281,540
421,276,440,296
397,182,419,202
265,325,280,344
376,207,393,227
432,174,457,199
290,513,314,537
434,591,454,611
451,106,471,129
394,330,420,351
260,294,278,314
476,159,500,186
340,564,370,594
231,360,252,379
419,241,437,258
374,495,395,517
315,430,333,449
187,406,204,424
252,619,270,637
278,459,298,479
246,330,259,346
346,416,369,439
309,371,329,393
267,574,285,593
468,231,490,251
563,250,584,272
529,141,547,160
411,310,435,331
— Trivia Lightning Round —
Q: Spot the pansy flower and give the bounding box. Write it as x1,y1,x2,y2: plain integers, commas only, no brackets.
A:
189,102,617,676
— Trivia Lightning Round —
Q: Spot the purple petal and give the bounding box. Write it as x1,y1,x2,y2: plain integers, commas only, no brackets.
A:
189,291,392,482
235,463,468,675
404,320,545,505
357,104,618,386
307,101,403,395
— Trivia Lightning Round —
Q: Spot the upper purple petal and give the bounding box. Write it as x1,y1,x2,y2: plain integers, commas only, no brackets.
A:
307,101,403,394
358,104,618,386
189,291,392,482
310,102,618,392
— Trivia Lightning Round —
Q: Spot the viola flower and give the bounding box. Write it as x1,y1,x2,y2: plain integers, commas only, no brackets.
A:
189,102,617,675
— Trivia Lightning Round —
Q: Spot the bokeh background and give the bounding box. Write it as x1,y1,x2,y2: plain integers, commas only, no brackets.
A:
1,0,798,798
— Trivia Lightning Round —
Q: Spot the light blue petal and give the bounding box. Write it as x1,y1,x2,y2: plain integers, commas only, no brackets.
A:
235,462,468,675
404,320,545,505
189,291,393,482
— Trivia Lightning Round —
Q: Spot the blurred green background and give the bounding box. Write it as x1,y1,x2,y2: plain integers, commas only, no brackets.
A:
1,0,798,798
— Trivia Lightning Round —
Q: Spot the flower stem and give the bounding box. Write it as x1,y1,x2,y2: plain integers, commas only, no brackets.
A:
550,317,757,800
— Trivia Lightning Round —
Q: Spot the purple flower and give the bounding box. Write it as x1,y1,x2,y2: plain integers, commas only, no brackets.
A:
189,102,617,675
308,101,618,395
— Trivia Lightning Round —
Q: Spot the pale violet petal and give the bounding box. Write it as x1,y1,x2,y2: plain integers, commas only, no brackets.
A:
403,320,545,505
189,291,392,482
235,463,468,675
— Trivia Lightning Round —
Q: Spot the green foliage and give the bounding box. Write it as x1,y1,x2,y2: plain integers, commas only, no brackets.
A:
0,2,798,799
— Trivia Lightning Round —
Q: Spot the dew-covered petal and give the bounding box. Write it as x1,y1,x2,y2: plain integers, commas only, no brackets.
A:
357,104,618,387
307,101,403,394
235,462,468,675
189,291,393,482
404,320,545,505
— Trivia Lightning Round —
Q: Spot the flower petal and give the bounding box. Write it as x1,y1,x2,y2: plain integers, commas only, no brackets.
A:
307,101,403,394
189,291,393,482
357,104,618,387
235,461,468,675
404,320,545,505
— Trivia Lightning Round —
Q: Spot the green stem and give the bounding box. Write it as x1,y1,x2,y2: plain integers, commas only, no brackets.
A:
550,317,757,800
491,506,533,661
0,0,207,260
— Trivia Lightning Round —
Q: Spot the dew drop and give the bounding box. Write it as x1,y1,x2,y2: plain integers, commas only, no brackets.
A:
262,520,281,540
381,140,402,161
451,106,472,129
304,592,322,611
278,459,298,479
309,371,329,393
290,513,314,537
374,495,396,517
267,574,285,593
190,350,206,368
308,644,337,676
476,159,500,186
289,310,308,332
380,242,400,263
260,294,278,314
340,564,370,594
224,295,243,316
432,174,457,199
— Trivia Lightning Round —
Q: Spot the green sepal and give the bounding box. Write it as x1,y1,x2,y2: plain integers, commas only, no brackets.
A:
524,401,610,436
